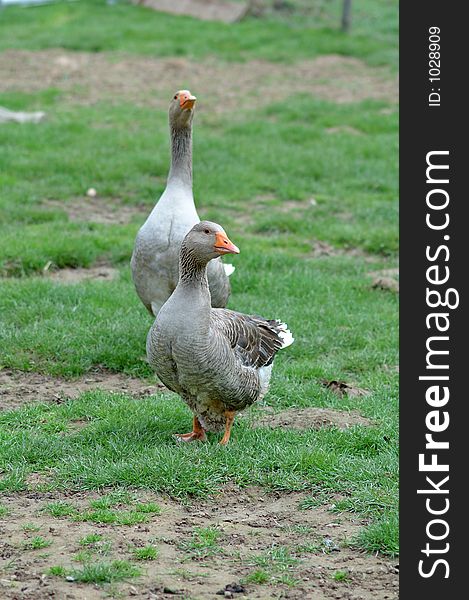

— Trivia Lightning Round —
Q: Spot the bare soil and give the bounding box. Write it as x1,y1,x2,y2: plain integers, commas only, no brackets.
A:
0,51,398,112
371,277,399,293
247,407,372,431
325,126,363,136
0,369,162,412
366,269,399,279
0,487,398,600
44,197,150,226
321,381,370,399
44,265,120,284
304,241,377,262
137,0,249,23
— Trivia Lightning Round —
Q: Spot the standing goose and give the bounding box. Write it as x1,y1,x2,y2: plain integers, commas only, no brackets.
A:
131,90,234,317
147,221,293,445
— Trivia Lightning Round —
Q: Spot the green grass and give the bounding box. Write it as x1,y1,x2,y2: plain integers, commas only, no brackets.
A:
24,536,52,550
79,533,104,546
69,560,140,584
44,501,77,518
0,0,398,560
42,495,159,526
252,546,299,572
244,569,269,585
48,565,67,577
22,523,42,532
180,526,222,559
133,545,159,561
0,505,8,518
0,0,398,67
333,569,349,582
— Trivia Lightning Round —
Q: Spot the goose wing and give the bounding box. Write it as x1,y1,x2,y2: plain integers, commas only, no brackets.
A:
210,309,293,369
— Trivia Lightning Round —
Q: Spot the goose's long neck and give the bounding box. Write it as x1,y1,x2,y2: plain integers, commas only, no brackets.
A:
168,124,192,188
179,244,209,288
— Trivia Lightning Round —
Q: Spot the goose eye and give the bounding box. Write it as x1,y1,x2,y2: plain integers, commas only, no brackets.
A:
204,229,210,234
174,95,178,100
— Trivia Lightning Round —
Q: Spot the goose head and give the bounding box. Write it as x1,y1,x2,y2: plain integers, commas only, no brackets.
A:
169,89,196,129
183,221,240,265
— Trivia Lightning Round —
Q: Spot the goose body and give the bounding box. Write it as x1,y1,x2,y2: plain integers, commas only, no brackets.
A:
131,91,232,317
146,221,293,444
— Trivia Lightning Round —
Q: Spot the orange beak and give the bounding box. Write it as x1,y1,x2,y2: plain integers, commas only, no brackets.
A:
214,232,240,255
179,90,196,110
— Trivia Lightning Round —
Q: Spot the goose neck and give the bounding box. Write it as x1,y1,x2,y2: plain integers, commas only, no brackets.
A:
178,244,210,290
168,125,192,187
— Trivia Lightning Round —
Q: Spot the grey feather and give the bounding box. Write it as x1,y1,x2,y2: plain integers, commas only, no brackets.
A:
146,221,293,433
131,94,232,317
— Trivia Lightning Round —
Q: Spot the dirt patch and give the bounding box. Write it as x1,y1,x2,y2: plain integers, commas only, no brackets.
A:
325,125,363,135
304,240,377,262
44,265,119,284
366,268,399,293
249,407,372,430
44,197,149,225
371,277,399,293
0,487,398,600
137,0,249,23
321,380,370,399
0,51,398,111
367,268,399,279
0,369,163,412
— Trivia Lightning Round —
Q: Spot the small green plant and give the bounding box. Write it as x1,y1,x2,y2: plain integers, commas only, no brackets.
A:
171,568,209,580
75,507,149,526
48,565,67,577
73,550,94,563
133,545,158,561
22,523,41,532
135,501,161,514
333,569,349,582
244,569,269,584
24,536,51,550
276,573,300,587
295,542,321,554
0,505,8,518
69,560,140,584
44,501,77,518
252,546,299,571
89,490,134,510
180,526,222,558
79,533,103,546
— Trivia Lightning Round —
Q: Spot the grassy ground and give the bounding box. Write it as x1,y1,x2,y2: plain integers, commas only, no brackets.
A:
0,1,398,597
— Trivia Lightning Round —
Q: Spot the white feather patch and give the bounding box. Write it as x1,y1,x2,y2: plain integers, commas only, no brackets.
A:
258,364,273,396
277,322,294,348
223,263,235,277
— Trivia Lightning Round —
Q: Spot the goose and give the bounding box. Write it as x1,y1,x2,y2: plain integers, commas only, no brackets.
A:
131,90,234,317
146,221,293,445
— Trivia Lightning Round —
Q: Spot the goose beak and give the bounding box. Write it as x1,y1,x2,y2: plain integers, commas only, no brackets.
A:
180,93,196,110
214,232,240,255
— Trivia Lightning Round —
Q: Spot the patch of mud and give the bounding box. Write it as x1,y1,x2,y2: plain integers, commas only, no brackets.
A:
0,51,398,111
322,380,370,399
325,125,363,135
0,369,163,412
138,0,249,23
0,487,398,600
44,197,149,225
367,268,399,293
367,267,399,279
249,407,373,430
304,240,376,261
45,265,119,283
371,277,399,293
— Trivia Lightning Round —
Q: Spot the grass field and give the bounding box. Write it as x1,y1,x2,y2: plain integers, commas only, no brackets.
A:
0,1,398,598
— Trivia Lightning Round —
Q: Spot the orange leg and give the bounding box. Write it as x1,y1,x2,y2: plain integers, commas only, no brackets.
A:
175,415,206,442
219,411,236,446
